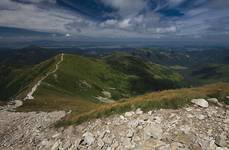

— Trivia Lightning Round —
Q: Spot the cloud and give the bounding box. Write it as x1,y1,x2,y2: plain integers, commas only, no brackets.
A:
100,0,147,18
168,0,185,7
0,0,228,44
0,0,89,34
65,33,70,37
13,0,56,4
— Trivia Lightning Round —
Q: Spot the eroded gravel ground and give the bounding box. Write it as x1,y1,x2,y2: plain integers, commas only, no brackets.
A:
0,102,228,150
0,111,65,150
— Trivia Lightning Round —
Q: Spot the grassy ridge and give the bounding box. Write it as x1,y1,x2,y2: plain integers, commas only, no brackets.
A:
18,53,183,116
57,82,229,126
0,56,59,101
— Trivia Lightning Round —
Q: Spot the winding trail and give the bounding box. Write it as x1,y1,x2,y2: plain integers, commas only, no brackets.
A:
0,53,64,111
24,53,64,100
0,53,66,150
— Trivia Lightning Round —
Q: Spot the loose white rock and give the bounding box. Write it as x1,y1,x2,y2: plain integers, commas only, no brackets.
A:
191,99,209,108
207,98,219,104
148,111,153,115
82,132,95,146
144,124,163,140
126,129,134,138
196,114,205,120
124,111,134,117
97,138,104,147
136,108,143,115
14,100,23,107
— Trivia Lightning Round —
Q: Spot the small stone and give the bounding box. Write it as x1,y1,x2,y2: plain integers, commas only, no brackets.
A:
120,115,125,120
223,119,229,124
136,108,143,115
180,125,191,134
97,138,104,147
111,140,119,149
217,102,224,107
207,98,219,104
216,147,229,150
191,99,209,108
215,132,228,147
185,107,192,111
106,147,111,150
157,144,170,150
51,140,61,150
14,100,23,107
124,111,134,117
122,138,135,149
82,132,95,146
97,130,106,138
187,114,193,118
196,114,205,120
170,142,185,150
128,120,139,128
52,133,61,138
41,139,49,146
148,111,152,115
103,134,114,144
153,116,162,124
126,129,134,138
144,123,163,140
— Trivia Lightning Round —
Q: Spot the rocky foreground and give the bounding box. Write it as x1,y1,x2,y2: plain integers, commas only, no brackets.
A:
0,98,229,150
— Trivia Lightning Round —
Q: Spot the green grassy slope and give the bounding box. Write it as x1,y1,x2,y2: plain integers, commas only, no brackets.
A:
105,53,183,92
18,54,183,114
0,56,59,101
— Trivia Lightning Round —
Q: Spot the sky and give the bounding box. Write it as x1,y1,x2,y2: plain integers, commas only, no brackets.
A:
0,0,229,47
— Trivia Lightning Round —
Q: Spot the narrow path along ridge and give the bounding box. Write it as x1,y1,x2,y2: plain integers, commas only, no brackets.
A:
0,53,64,111
24,53,64,100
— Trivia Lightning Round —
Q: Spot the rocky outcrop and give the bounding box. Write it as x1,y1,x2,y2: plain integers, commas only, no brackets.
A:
0,98,229,150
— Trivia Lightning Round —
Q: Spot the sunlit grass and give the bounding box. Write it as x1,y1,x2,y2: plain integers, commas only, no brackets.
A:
56,82,229,127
